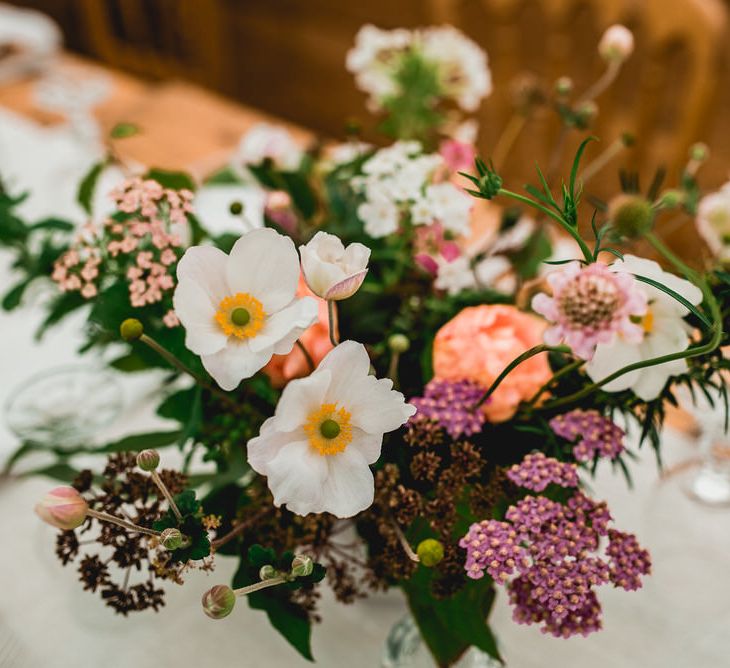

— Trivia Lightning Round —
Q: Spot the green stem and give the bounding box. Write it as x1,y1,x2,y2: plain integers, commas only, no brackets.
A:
473,344,570,410
87,509,161,538
524,359,585,408
234,576,288,597
150,470,182,521
327,300,339,347
538,233,723,412
295,339,316,373
497,188,594,263
139,333,236,407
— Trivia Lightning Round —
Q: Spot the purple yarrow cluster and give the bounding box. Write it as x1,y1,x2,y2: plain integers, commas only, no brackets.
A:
550,409,625,462
506,452,579,491
460,454,651,637
409,379,486,438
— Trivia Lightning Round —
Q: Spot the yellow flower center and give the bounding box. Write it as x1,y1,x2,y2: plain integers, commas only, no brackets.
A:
641,308,654,334
214,293,266,339
304,403,353,456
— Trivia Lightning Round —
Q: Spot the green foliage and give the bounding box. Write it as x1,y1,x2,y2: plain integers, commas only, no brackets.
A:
459,157,502,200
153,489,211,562
77,160,107,215
232,545,326,662
143,168,196,192
109,122,140,139
379,51,444,146
402,567,501,667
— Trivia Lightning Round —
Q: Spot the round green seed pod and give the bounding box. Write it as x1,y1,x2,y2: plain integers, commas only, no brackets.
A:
120,318,144,341
608,194,654,239
416,539,445,567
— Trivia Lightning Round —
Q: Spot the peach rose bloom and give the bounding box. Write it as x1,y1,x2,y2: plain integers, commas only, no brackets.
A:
262,275,333,388
432,304,551,422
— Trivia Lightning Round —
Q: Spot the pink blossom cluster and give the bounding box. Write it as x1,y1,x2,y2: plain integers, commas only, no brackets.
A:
110,177,194,227
52,223,102,298
409,378,486,438
550,409,625,462
460,454,651,637
506,452,579,491
413,222,461,276
52,178,192,314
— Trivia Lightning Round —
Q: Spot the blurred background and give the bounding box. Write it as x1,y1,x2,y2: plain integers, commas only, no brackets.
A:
3,0,729,260
3,3,730,667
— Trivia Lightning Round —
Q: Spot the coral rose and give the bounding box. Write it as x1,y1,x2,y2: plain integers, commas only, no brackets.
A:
432,304,551,422
262,275,333,387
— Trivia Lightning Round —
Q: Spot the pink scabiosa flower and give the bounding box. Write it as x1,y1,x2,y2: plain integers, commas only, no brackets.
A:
531,261,647,360
35,486,88,530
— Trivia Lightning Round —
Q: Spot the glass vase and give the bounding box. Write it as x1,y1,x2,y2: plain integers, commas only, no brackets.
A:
381,615,502,668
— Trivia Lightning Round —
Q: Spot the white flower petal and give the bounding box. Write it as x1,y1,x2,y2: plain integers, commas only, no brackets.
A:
273,369,332,432
349,428,383,465
320,447,374,517
265,440,328,515
226,228,299,313
176,245,230,305
249,297,318,353
586,339,642,392
317,340,372,399
632,361,684,401
342,375,416,434
172,279,227,355
201,339,273,390
247,417,297,473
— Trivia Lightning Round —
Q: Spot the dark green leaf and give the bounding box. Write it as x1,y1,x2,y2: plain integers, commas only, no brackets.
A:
144,168,196,192
77,161,106,215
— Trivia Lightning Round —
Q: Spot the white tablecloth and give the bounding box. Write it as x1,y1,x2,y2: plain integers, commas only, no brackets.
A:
1,108,729,668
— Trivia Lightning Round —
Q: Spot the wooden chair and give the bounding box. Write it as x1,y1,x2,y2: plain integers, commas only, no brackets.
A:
76,0,226,88
429,0,726,198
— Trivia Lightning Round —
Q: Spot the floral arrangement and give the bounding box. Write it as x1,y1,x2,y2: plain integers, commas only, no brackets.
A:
3,22,730,667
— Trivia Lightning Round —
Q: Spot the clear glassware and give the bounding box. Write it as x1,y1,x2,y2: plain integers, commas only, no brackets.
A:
4,365,123,449
381,615,502,668
679,385,730,507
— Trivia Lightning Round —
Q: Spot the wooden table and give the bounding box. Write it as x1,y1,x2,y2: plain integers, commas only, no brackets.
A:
0,53,313,179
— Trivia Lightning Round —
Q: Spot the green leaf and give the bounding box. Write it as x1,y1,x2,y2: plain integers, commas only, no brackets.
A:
97,430,182,453
402,567,501,667
21,462,81,483
633,274,712,329
569,136,597,200
232,554,316,662
30,218,74,232
77,161,106,215
2,279,30,310
109,353,149,372
109,122,140,139
144,168,196,192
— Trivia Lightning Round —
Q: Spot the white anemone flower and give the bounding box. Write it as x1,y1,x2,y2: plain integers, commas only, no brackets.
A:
173,228,318,391
586,254,702,400
247,341,416,517
300,231,370,300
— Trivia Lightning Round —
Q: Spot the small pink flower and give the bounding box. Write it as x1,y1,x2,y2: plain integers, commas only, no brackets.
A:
163,309,180,328
532,261,647,360
35,486,88,530
160,248,177,266
439,139,476,172
136,251,153,269
81,283,97,299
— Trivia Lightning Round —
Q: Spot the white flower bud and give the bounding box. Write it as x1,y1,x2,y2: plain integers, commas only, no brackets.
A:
300,231,370,300
598,25,634,63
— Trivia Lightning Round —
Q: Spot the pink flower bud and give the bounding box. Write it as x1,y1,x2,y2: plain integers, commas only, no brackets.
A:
598,24,634,63
35,486,88,530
